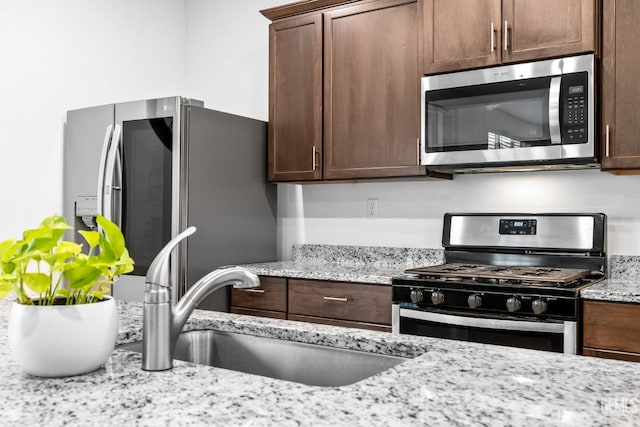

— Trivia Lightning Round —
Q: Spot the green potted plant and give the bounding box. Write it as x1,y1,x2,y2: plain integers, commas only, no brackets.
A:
0,214,134,377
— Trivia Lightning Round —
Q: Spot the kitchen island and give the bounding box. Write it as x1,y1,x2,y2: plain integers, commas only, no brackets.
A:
0,299,638,426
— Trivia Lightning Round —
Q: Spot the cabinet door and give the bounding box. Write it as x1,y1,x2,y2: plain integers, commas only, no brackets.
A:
583,300,640,362
422,0,502,74
268,15,323,181
323,0,425,179
502,0,596,63
601,0,640,171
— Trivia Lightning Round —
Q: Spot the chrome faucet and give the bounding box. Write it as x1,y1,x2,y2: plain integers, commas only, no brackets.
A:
142,227,260,371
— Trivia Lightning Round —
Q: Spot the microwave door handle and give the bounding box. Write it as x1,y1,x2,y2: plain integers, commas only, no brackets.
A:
549,76,562,144
97,124,114,218
103,124,121,223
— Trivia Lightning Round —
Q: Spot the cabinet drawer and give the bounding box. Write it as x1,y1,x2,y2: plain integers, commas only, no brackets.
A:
230,276,287,312
583,300,640,355
288,279,391,325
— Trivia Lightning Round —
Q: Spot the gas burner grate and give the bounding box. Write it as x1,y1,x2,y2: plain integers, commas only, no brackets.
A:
406,263,592,288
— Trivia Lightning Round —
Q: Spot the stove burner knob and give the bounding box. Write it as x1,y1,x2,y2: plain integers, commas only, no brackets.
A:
431,290,445,305
467,294,482,309
532,299,548,315
410,289,424,304
506,296,522,312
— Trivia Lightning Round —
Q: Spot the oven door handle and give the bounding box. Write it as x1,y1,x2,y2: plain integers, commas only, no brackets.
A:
549,76,562,145
398,307,565,333
395,306,578,354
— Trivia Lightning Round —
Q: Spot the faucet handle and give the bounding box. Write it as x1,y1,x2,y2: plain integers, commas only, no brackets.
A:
146,226,197,288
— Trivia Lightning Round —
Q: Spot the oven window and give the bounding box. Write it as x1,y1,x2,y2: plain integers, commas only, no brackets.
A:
400,317,564,353
425,76,552,153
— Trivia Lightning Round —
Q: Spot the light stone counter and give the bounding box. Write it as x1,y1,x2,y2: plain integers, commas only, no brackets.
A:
241,244,443,285
1,299,639,426
581,255,640,303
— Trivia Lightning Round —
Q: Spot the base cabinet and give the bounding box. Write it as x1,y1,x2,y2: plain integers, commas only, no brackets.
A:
288,279,392,332
230,276,287,319
231,276,392,332
582,300,640,362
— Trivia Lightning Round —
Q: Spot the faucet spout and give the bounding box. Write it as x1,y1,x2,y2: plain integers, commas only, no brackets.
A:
142,262,259,371
172,267,260,339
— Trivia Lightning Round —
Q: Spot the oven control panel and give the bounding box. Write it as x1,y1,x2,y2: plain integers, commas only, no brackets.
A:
498,219,537,235
392,281,579,320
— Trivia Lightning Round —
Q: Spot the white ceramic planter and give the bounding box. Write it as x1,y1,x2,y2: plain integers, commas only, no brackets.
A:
8,296,118,377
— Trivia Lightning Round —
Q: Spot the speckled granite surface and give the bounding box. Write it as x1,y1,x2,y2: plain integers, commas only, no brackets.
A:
581,255,640,303
1,299,639,426
241,244,443,285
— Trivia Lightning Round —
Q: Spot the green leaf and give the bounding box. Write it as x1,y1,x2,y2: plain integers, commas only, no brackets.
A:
23,237,59,258
97,215,125,259
41,214,71,231
78,230,100,249
0,282,14,299
63,265,102,289
22,272,51,294
0,240,26,263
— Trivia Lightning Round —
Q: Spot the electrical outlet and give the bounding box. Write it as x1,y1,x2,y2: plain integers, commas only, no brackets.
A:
366,198,378,219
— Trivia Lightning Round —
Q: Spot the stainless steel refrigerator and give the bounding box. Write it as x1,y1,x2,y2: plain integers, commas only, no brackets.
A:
63,96,276,311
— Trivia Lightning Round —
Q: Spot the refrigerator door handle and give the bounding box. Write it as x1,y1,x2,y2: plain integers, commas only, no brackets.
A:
102,124,122,223
97,124,114,218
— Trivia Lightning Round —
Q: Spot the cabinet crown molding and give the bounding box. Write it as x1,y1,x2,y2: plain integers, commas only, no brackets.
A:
261,0,361,20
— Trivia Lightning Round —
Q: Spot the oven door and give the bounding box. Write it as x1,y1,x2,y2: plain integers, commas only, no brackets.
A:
420,54,594,168
392,305,577,354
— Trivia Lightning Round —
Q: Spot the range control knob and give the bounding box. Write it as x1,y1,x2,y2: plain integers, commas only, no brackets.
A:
468,294,482,309
431,290,445,305
506,296,522,312
532,299,548,315
410,289,424,304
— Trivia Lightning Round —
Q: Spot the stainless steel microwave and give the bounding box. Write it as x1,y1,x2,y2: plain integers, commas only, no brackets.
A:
421,54,597,173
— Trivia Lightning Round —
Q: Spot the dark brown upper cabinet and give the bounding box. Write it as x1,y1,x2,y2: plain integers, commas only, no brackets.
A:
264,0,432,182
421,0,597,75
268,14,323,181
323,0,423,179
600,0,640,172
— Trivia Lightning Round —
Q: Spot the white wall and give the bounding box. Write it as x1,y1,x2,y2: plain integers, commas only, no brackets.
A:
0,0,186,238
185,0,283,121
278,170,640,259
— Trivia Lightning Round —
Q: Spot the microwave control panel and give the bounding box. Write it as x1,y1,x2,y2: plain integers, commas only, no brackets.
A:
562,72,588,144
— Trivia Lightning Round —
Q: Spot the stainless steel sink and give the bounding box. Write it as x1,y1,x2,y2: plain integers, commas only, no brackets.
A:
119,330,409,387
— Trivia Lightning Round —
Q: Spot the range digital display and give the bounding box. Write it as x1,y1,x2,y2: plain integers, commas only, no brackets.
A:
499,219,537,235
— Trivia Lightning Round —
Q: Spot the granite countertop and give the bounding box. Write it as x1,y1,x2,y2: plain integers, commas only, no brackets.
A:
1,299,639,426
244,245,640,304
581,255,640,303
241,244,443,285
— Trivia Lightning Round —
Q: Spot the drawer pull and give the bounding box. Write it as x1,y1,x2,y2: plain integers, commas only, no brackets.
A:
243,289,265,294
323,296,348,302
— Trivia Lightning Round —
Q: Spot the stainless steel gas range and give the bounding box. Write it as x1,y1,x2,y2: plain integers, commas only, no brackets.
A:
392,213,607,354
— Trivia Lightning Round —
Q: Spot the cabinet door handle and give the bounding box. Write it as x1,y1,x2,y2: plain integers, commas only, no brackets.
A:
605,125,610,157
416,138,420,165
503,20,509,51
323,296,348,302
312,145,318,171
243,289,265,294
490,22,495,53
